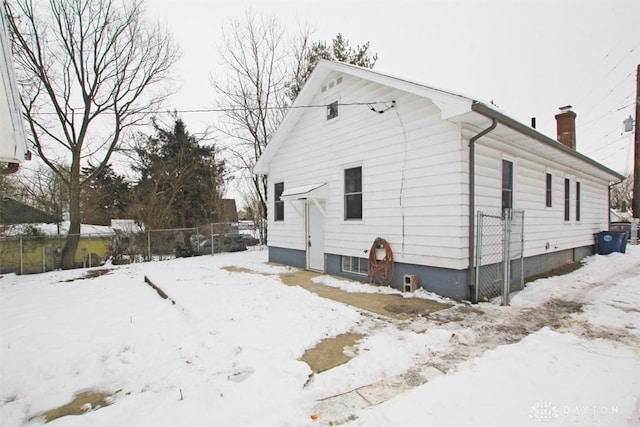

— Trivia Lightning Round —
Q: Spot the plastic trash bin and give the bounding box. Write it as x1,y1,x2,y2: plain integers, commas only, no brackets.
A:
595,231,627,255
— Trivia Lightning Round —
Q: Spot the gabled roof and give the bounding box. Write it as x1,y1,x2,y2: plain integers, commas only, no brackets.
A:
255,60,624,182
0,197,58,225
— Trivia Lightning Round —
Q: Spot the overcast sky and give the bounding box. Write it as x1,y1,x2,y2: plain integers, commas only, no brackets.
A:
145,0,639,189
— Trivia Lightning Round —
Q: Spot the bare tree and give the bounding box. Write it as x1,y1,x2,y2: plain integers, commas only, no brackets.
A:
611,174,633,212
13,163,67,219
214,11,291,244
216,15,378,244
0,173,19,199
4,0,179,268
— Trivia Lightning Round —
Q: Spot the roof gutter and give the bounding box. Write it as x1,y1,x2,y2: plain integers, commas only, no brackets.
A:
471,102,625,181
468,118,497,304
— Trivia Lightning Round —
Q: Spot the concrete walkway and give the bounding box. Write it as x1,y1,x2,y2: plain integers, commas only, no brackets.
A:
278,269,452,320
224,265,453,423
310,365,445,425
276,269,452,424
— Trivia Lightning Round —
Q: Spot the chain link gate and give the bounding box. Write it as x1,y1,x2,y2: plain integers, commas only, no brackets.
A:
475,209,524,305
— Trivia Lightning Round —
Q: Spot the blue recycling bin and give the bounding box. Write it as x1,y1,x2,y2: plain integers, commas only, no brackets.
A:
595,231,627,255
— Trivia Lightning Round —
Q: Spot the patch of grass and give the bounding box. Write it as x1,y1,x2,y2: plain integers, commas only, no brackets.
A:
524,261,583,285
84,269,113,279
301,333,365,374
63,269,113,283
30,389,119,423
221,266,255,274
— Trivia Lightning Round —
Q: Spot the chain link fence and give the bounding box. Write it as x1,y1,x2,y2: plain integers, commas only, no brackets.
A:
475,209,524,305
0,223,260,275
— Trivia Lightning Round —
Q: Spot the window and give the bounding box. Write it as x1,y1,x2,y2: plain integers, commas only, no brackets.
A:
564,178,570,221
502,160,513,211
274,182,284,221
576,181,581,221
327,101,339,120
545,173,553,207
342,256,368,275
344,166,362,220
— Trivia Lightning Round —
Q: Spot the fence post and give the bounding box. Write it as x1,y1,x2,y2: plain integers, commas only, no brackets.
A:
88,234,92,267
210,223,214,256
502,209,511,306
42,243,46,273
19,237,23,275
520,211,525,289
147,230,151,261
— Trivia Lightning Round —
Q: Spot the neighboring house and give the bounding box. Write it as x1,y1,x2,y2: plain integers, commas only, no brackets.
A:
1,202,111,274
254,60,625,301
0,197,58,224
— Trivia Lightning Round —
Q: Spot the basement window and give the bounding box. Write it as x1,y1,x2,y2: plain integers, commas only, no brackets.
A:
342,256,368,275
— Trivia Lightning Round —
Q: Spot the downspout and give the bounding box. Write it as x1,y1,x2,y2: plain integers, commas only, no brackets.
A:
468,118,497,303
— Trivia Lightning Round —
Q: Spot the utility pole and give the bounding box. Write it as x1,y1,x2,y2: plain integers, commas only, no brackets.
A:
634,64,640,218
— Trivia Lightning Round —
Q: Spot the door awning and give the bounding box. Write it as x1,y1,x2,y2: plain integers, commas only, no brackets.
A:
280,183,328,201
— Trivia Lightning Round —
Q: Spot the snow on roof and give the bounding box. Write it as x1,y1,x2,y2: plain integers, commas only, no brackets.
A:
2,221,115,237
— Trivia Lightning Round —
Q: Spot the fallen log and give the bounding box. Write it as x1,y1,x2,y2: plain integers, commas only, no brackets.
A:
143,275,176,305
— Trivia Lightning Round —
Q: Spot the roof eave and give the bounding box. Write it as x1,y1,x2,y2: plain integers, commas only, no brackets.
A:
471,101,625,181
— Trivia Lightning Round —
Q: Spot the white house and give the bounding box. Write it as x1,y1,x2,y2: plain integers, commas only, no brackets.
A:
254,60,624,301
0,10,28,174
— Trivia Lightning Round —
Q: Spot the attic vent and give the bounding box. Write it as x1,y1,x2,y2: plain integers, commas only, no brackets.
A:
321,76,343,95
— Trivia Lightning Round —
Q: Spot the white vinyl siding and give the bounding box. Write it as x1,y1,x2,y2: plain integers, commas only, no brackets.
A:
473,130,609,258
267,74,467,270
266,70,614,272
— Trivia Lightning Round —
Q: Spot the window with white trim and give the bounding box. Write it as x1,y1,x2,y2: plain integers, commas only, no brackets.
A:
326,101,339,120
502,160,513,211
564,178,570,221
545,173,553,207
274,182,284,222
344,166,362,220
575,181,581,221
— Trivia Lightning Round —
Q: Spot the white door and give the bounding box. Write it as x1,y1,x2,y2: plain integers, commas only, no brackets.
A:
306,203,325,272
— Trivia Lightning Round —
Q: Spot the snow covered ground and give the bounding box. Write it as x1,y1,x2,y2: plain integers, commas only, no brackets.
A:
1,246,639,426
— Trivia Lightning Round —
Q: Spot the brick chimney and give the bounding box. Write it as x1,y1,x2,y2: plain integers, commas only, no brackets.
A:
555,105,576,149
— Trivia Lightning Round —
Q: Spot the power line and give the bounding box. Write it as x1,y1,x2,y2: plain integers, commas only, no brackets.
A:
29,101,395,116
575,37,640,110
581,99,633,128
585,132,629,156
580,69,635,122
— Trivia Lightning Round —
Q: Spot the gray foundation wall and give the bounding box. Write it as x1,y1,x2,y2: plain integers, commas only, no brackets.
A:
268,245,595,301
510,245,594,286
268,246,306,268
325,254,469,300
